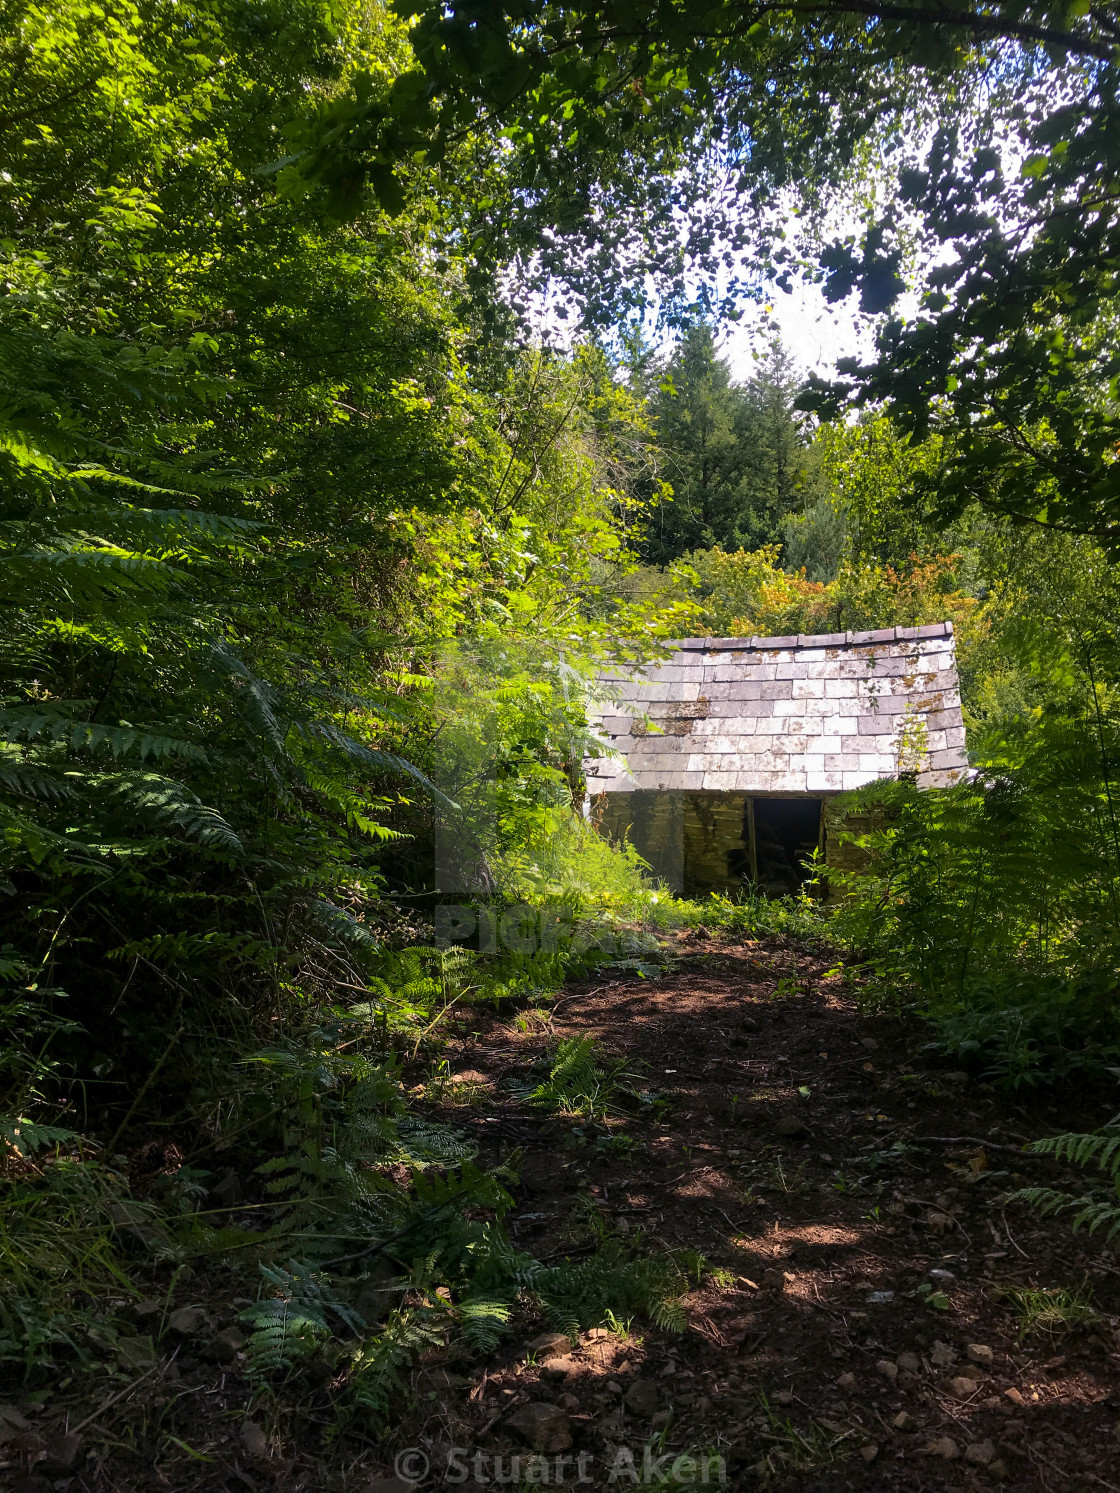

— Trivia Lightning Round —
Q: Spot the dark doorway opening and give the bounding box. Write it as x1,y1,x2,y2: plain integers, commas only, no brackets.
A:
750,797,822,895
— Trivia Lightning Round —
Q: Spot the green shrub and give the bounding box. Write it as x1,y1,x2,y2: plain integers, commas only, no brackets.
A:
826,760,1120,1082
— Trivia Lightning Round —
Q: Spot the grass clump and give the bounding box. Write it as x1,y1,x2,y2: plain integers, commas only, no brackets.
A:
646,887,830,944
1003,1283,1095,1340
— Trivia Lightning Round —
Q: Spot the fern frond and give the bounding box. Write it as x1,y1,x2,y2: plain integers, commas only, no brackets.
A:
1015,1125,1120,1242
0,708,206,763
313,901,381,949
525,1245,689,1338
0,749,73,803
295,719,457,808
206,643,289,755
107,773,241,850
511,1035,630,1121
1070,1198,1120,1240
393,1117,477,1168
457,1295,511,1353
1030,1130,1120,1177
347,1304,447,1427
241,1260,355,1374
1011,1185,1082,1219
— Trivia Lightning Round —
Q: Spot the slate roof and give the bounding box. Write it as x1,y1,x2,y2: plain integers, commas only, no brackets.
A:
586,623,968,796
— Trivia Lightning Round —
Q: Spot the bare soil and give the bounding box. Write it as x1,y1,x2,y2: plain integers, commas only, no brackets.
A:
6,933,1120,1492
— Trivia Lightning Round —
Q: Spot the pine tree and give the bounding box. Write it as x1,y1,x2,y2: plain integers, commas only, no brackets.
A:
643,329,819,565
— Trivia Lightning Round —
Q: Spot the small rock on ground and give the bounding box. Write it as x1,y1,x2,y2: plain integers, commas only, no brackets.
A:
506,1403,572,1453
527,1332,570,1358
240,1422,269,1459
42,1432,83,1473
624,1379,660,1418
948,1375,980,1399
205,1326,245,1363
168,1306,205,1335
925,1436,959,1459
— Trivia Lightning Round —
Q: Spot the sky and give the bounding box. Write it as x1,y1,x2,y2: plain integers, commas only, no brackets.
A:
721,278,876,383
524,215,899,385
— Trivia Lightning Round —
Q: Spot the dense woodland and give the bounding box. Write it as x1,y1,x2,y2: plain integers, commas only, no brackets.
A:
4,0,1120,1486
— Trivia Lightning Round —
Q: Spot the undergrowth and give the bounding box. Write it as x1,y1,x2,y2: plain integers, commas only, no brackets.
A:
826,767,1120,1087
510,1034,635,1121
1013,1125,1120,1243
0,930,693,1431
647,886,829,944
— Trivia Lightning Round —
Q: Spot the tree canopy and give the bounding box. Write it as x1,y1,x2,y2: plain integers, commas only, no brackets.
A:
278,0,1120,543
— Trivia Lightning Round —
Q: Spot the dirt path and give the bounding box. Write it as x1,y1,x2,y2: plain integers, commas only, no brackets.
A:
11,935,1118,1493
418,934,1120,1491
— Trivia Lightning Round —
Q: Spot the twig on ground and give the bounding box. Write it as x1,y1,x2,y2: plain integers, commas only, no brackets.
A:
913,1135,1053,1157
713,1204,748,1236
538,1242,597,1263
549,982,622,1017
71,1361,164,1434
1002,1208,1029,1258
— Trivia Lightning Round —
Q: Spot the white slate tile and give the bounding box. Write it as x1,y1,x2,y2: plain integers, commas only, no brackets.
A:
859,752,895,771
807,771,844,791
842,769,880,789
703,771,741,790
773,770,808,792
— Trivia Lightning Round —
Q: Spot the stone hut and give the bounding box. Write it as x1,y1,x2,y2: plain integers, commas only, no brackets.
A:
585,623,968,897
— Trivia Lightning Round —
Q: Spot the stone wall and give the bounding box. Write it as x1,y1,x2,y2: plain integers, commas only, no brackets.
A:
596,789,871,899
597,790,746,897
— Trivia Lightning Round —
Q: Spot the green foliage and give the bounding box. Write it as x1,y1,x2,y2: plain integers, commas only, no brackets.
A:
640,331,820,565
0,0,678,1141
1001,1283,1096,1341
242,1260,365,1373
289,0,1109,326
0,1158,145,1373
496,808,660,919
346,1301,450,1425
526,1243,690,1340
512,1035,632,1122
807,100,1120,547
16,0,1120,1442
829,766,1120,1083
279,0,1120,570
826,529,1120,1082
1013,1129,1120,1244
650,889,829,945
